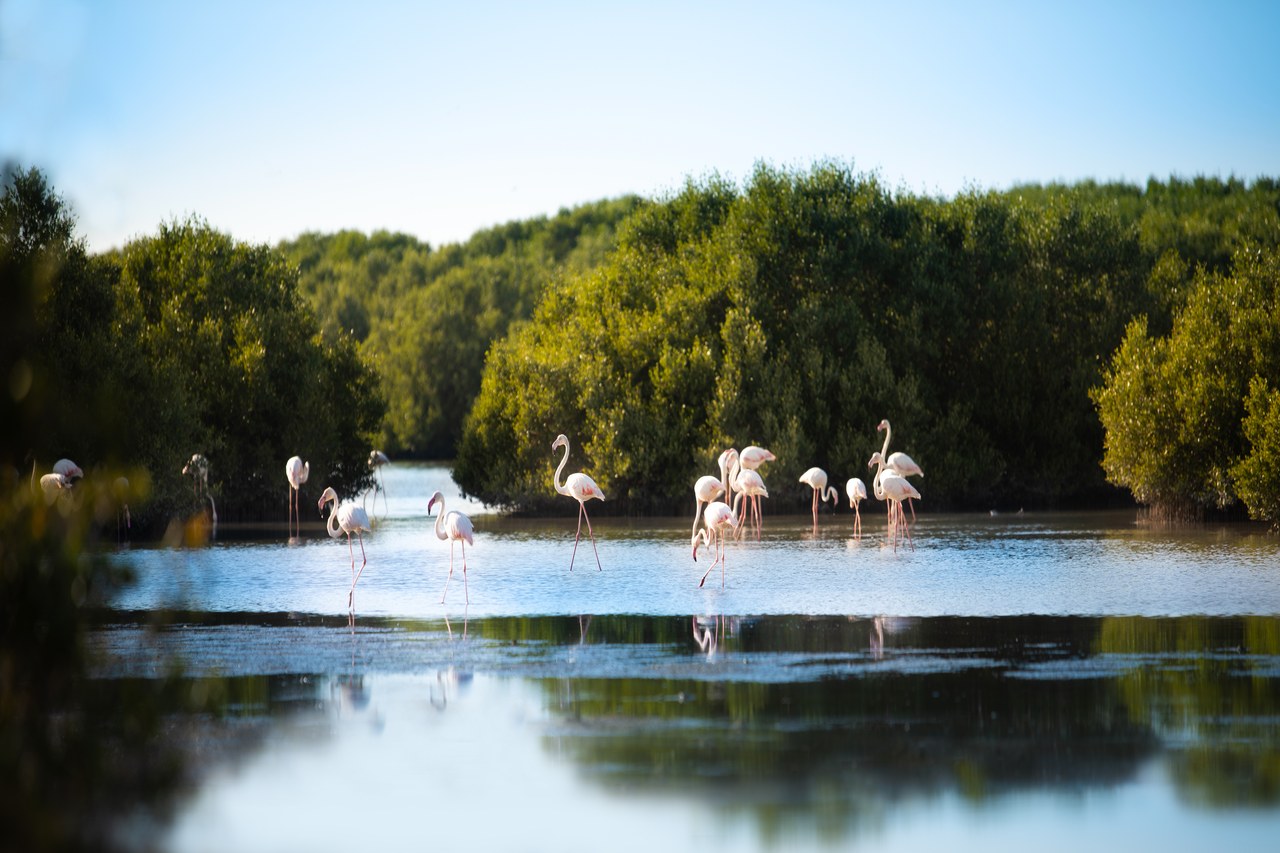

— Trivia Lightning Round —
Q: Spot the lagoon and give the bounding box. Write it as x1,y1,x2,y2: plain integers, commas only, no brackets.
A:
95,464,1280,851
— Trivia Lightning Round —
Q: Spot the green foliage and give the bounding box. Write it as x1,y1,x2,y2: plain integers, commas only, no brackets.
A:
279,196,643,458
1094,246,1280,521
3,167,384,531
459,163,1215,512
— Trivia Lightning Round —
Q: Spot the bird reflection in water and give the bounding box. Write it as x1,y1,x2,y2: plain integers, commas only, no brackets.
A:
578,614,593,645
429,666,474,711
444,607,469,640
693,614,722,660
870,615,884,660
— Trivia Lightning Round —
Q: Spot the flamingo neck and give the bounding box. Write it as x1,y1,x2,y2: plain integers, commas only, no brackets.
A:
870,457,888,500
432,499,448,541
554,441,571,496
325,498,342,539
822,485,838,504
879,421,892,461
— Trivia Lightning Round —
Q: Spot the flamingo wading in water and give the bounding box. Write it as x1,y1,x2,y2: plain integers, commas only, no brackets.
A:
876,419,924,520
552,433,605,571
428,489,475,605
286,455,309,538
799,467,839,531
846,477,867,539
868,451,921,552
692,473,726,537
367,450,390,516
692,500,739,588
318,486,372,613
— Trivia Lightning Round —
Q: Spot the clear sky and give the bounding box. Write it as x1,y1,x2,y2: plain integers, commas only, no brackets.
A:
4,0,1278,254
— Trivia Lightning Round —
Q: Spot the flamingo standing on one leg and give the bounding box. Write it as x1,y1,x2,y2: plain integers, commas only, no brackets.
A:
318,486,372,615
428,489,475,605
692,473,726,537
286,455,309,539
552,434,605,571
876,419,924,520
799,467,839,531
692,500,739,588
846,477,867,539
367,450,390,516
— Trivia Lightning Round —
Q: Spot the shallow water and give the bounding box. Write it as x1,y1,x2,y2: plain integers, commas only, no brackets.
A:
94,463,1280,851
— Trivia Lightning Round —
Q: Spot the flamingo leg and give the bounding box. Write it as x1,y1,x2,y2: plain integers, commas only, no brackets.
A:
753,495,763,541
569,503,584,571
440,544,454,604
908,497,916,522
582,503,602,571
461,541,469,605
899,501,915,551
349,532,369,609
719,532,726,588
693,498,705,538
811,489,819,531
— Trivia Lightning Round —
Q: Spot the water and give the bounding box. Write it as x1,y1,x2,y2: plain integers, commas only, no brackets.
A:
93,463,1280,851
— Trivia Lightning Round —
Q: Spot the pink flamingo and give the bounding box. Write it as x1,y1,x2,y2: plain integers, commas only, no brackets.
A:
318,486,372,613
799,467,838,531
876,419,924,520
846,477,867,539
692,473,726,537
552,433,605,571
868,451,921,552
717,448,740,509
428,489,475,605
692,500,739,588
731,466,768,540
286,455,309,538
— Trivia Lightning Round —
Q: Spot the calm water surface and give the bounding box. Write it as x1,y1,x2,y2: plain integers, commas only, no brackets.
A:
95,464,1280,851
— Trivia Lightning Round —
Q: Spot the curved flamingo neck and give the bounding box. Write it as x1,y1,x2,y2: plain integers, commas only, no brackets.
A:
870,455,888,500
554,441,571,496
432,498,448,541
879,421,893,461
822,485,838,504
324,496,342,539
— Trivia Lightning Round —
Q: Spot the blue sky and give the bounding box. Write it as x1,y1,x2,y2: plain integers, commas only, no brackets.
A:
4,0,1278,253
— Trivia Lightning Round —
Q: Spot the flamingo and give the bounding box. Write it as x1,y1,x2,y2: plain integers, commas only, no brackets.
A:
692,500,739,588
367,450,390,516
692,473,726,537
868,451,921,552
846,477,867,539
799,467,839,530
551,433,605,571
114,476,131,542
738,445,775,471
717,448,739,511
52,458,83,482
730,465,768,540
876,419,924,520
39,472,70,505
182,453,216,530
318,486,372,613
286,455,309,538
428,489,475,605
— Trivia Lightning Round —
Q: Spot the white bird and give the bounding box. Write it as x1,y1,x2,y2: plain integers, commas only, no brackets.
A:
367,450,390,516
868,452,921,552
846,477,867,539
318,486,373,613
717,448,740,509
551,433,605,571
876,419,924,519
428,489,475,605
692,474,726,537
52,458,83,482
692,500,739,588
738,445,775,471
182,453,209,497
286,455,309,539
39,472,70,505
730,466,768,540
799,467,839,530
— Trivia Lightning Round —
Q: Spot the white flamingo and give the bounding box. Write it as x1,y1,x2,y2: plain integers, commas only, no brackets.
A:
552,433,605,571
868,451,921,552
692,500,739,588
717,448,740,510
692,473,726,537
428,489,475,605
367,450,390,516
52,458,83,482
876,419,923,520
730,466,768,540
318,486,372,613
799,466,839,530
286,455,309,538
846,477,867,539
